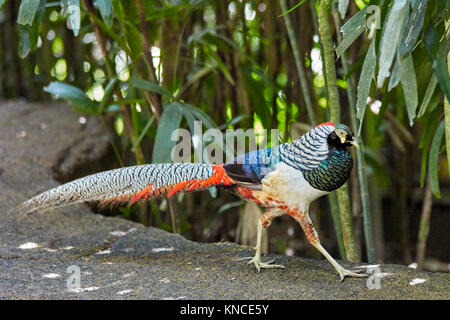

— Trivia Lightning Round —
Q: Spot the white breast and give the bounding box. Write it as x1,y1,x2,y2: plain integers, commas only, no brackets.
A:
258,162,329,210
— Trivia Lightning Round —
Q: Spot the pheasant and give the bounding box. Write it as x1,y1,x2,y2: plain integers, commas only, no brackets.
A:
17,122,366,281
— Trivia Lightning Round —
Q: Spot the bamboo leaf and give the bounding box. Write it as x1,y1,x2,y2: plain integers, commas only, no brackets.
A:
130,77,174,99
177,66,214,98
17,0,40,25
419,109,440,187
388,58,400,92
208,51,235,85
428,120,445,198
335,7,367,58
420,147,428,188
98,78,118,113
132,115,155,152
29,0,46,51
376,0,408,88
356,40,376,135
17,26,31,59
424,23,450,103
97,0,113,28
279,0,308,17
18,0,46,58
44,82,99,114
399,0,427,57
180,102,217,129
338,0,349,19
65,0,80,36
111,0,125,21
417,74,438,117
105,104,120,112
152,102,183,164
0,0,7,9
398,53,418,126
217,114,249,130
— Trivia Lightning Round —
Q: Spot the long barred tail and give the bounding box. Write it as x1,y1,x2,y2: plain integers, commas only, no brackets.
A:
17,163,235,214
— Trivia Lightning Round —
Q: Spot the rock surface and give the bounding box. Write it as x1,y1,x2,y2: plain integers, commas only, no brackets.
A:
0,100,448,299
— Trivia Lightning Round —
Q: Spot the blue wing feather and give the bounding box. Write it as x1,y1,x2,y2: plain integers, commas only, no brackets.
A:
223,146,280,187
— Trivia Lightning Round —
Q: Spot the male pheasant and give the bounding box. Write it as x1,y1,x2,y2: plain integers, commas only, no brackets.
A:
17,122,365,281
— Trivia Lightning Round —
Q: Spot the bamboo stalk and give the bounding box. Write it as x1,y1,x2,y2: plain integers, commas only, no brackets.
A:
445,50,450,180
136,0,162,121
416,177,433,270
309,0,329,101
318,0,359,262
328,191,347,258
331,4,376,263
308,0,345,255
279,0,316,125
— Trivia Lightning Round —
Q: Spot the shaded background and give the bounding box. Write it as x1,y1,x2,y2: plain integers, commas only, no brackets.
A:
0,0,449,271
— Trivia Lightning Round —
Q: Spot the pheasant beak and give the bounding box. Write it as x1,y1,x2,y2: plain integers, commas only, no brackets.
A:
339,135,346,144
349,138,359,148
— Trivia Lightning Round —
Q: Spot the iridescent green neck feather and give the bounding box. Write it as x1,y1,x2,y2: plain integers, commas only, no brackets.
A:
303,147,353,192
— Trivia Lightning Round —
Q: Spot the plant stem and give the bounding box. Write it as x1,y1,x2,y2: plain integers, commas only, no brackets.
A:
308,0,344,253
416,177,433,270
279,0,316,125
445,50,450,180
328,191,347,258
318,0,340,122
331,4,376,263
136,0,162,121
318,0,359,262
336,183,359,261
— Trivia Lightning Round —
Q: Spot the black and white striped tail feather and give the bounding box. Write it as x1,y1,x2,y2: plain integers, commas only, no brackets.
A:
14,163,214,214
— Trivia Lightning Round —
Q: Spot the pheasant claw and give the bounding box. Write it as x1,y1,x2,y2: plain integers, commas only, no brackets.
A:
247,256,285,272
337,267,369,282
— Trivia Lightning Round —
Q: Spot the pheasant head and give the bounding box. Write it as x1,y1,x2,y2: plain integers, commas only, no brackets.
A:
327,123,358,148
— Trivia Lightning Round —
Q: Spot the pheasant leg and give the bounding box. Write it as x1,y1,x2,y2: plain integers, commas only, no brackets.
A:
247,209,285,272
287,207,367,281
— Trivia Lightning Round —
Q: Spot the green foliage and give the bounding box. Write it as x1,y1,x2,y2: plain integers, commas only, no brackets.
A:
356,40,376,135
399,0,427,57
64,0,80,36
335,7,367,58
130,77,174,100
337,0,448,194
153,102,184,164
97,0,114,28
17,0,46,58
17,0,42,26
429,120,445,198
398,53,418,126
424,23,450,103
279,0,308,16
44,81,98,114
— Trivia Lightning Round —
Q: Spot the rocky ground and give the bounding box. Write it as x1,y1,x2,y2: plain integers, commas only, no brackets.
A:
0,100,448,299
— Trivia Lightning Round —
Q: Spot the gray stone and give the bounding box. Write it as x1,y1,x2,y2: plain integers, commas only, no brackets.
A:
0,100,448,299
